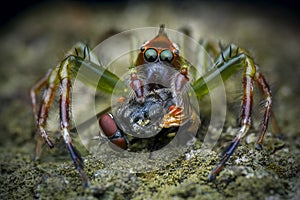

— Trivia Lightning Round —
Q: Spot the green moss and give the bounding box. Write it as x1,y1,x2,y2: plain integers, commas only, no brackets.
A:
0,129,298,199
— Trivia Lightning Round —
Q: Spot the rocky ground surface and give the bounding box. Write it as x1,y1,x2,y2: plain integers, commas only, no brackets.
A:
0,1,299,199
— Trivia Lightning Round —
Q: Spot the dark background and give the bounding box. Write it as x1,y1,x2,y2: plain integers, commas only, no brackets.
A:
1,0,299,26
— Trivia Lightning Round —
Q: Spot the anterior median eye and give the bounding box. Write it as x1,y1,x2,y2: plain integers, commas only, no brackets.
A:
144,48,158,62
160,49,174,62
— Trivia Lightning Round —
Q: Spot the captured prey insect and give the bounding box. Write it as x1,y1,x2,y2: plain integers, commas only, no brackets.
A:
30,25,276,186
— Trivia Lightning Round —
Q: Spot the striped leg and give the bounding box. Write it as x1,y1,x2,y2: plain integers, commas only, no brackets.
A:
192,44,273,180
30,67,59,158
208,54,255,180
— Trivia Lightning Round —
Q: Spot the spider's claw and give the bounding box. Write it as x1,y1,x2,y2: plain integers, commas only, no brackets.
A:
208,139,240,181
208,158,224,181
45,137,54,148
66,143,84,171
207,170,217,181
38,127,55,148
66,142,90,186
255,143,263,150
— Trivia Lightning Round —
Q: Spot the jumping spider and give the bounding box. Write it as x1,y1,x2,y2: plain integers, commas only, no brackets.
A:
31,25,277,186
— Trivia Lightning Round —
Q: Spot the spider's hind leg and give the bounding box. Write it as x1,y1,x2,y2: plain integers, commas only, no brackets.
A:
30,67,59,159
192,44,273,180
31,43,93,185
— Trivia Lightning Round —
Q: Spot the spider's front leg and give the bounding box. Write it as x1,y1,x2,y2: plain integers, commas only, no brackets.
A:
31,43,121,186
58,54,93,186
162,62,191,128
30,43,91,158
192,44,273,180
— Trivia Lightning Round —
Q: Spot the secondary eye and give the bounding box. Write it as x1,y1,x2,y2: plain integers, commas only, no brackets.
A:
160,49,174,62
144,48,158,62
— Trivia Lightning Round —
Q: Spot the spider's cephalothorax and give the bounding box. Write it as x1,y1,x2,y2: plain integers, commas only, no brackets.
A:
129,25,188,103
31,25,276,186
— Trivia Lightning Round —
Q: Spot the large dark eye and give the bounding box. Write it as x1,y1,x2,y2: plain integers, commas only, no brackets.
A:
160,49,174,62
144,48,158,62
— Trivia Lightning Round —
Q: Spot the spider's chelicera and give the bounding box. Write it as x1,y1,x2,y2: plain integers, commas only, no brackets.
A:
31,25,275,187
